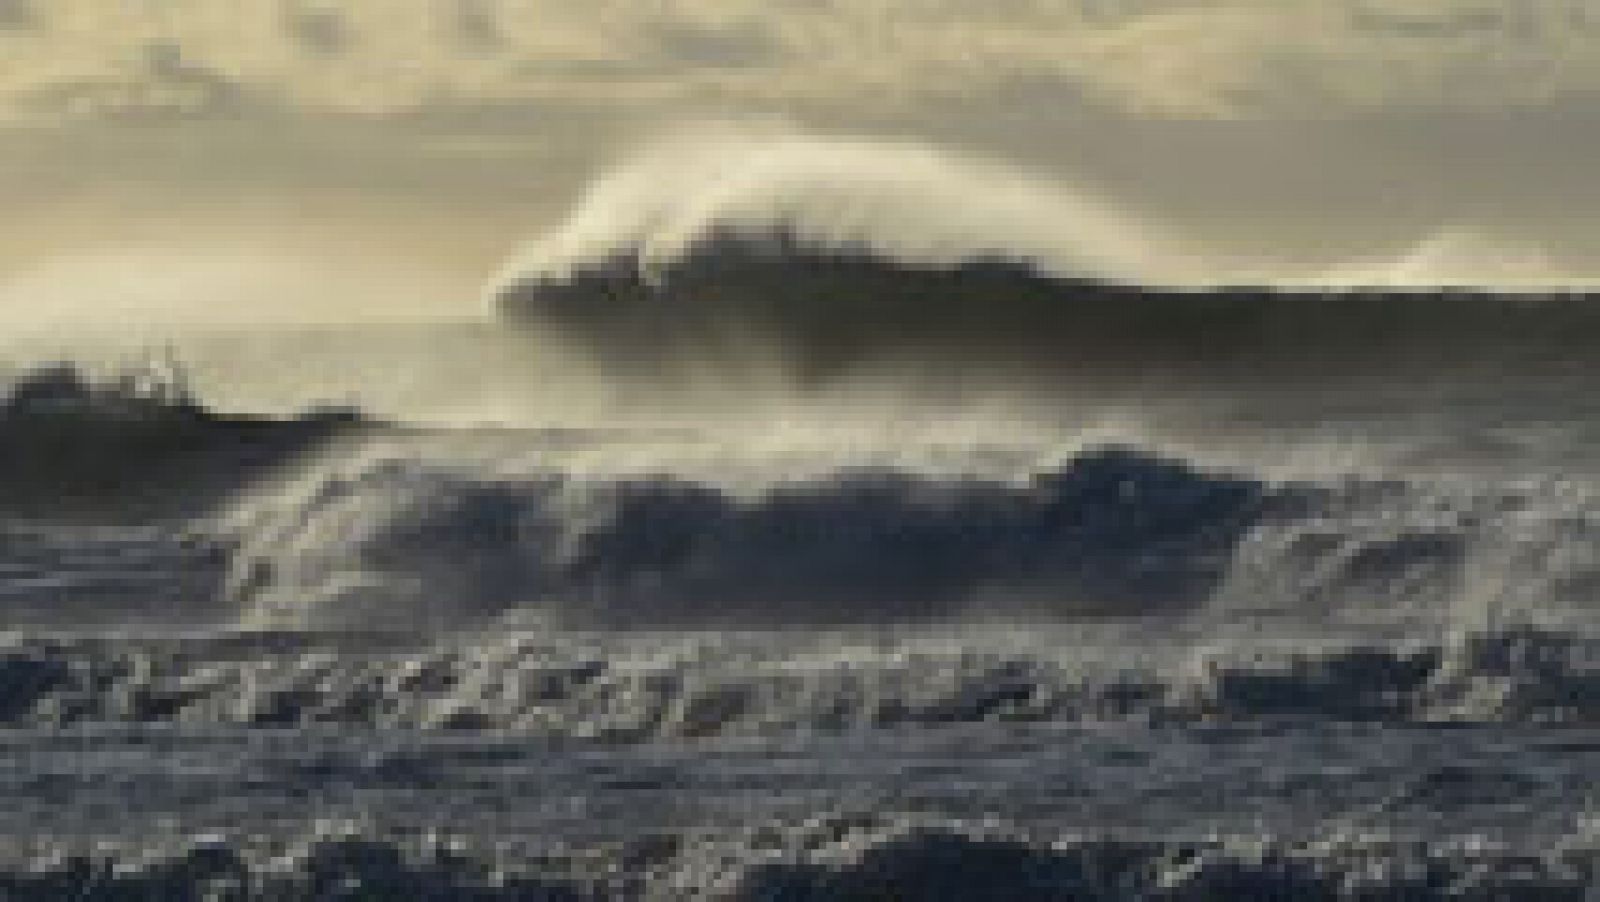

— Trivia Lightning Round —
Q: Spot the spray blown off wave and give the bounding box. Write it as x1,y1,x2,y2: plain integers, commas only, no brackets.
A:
490,132,1173,292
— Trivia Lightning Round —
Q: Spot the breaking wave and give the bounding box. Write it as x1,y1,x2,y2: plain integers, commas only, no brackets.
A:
0,394,1595,640
222,443,1279,629
489,133,1600,387
212,437,1600,633
490,131,1173,292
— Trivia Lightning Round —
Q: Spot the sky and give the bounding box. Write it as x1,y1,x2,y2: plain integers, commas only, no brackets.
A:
4,0,1600,324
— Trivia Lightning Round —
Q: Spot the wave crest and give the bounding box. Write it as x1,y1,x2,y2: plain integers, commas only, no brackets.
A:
489,131,1172,298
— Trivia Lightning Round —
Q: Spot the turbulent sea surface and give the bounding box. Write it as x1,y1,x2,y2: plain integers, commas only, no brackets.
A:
14,244,1600,898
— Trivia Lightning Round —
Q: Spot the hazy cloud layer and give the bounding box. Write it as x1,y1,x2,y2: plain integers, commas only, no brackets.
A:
2,1,1598,124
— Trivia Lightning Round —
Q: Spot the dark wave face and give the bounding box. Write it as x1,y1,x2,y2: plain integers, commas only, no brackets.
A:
495,231,1600,390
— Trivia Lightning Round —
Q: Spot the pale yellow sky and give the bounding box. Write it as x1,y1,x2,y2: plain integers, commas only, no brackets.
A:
3,1,1600,324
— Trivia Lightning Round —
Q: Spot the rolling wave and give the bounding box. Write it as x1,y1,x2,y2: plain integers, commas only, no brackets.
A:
0,395,1593,638
219,440,1600,632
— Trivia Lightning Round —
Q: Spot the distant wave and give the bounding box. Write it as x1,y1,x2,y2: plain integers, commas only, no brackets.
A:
0,362,363,517
490,134,1600,384
1318,227,1583,291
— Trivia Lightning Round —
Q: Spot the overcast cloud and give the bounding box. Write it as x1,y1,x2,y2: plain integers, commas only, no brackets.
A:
1,1,1597,124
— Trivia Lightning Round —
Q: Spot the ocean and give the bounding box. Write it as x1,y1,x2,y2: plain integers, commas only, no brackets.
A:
1,278,1599,901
